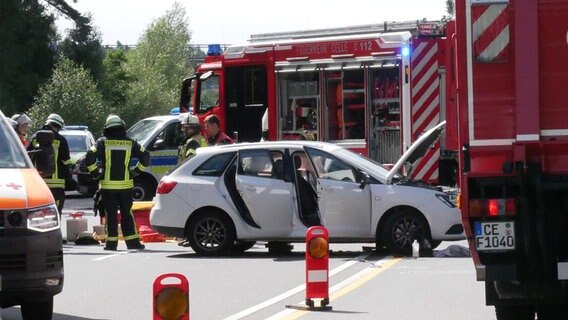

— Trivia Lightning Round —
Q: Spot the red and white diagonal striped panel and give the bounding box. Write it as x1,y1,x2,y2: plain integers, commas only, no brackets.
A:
471,3,510,62
411,143,441,183
410,39,441,183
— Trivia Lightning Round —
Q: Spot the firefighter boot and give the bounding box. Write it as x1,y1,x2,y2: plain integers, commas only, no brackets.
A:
104,241,118,251
126,239,145,250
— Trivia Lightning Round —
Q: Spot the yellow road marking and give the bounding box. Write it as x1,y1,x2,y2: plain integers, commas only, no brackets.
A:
281,256,402,320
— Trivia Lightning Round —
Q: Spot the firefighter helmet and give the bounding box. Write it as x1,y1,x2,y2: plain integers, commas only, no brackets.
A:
180,113,201,127
12,113,32,126
104,114,125,129
45,113,65,129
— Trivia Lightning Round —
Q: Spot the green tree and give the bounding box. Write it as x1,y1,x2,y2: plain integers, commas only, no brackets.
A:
0,0,57,115
29,58,106,136
99,46,130,113
122,2,194,124
446,0,455,17
58,15,105,82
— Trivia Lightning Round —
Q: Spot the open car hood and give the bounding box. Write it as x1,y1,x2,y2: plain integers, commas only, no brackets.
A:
386,120,446,184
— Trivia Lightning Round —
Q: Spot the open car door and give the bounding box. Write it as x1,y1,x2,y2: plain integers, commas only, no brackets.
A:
234,149,295,236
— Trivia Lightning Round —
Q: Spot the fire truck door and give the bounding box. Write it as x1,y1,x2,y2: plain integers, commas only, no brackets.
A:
225,66,267,142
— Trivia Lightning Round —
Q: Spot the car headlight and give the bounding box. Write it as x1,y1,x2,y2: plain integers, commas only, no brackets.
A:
435,193,457,208
27,204,60,232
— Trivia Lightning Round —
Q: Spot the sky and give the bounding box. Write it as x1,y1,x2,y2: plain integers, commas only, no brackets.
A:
56,0,449,46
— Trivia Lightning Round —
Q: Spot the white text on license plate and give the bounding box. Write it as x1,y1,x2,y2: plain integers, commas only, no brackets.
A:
474,221,515,251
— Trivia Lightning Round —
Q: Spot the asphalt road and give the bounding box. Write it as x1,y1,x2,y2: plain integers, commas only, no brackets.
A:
0,193,496,320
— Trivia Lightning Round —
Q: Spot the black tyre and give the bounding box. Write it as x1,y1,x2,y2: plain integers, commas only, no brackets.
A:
381,210,430,255
187,211,235,256
495,305,535,320
537,304,568,320
133,177,155,201
232,240,256,253
21,298,54,320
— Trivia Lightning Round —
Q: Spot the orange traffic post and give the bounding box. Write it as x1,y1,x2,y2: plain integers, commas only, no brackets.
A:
305,226,332,311
153,273,189,320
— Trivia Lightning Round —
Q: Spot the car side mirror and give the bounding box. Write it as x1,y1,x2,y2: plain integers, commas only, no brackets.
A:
153,139,166,150
359,171,371,189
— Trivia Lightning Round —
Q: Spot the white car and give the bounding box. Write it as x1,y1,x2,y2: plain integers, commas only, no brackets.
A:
150,121,464,255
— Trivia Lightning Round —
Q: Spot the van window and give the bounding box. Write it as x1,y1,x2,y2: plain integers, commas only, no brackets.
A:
0,121,29,168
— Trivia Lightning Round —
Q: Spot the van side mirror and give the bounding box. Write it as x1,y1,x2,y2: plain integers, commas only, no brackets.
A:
29,130,55,177
153,139,166,150
359,171,371,189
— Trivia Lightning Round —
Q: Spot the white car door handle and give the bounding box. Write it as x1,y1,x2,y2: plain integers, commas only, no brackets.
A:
323,186,340,192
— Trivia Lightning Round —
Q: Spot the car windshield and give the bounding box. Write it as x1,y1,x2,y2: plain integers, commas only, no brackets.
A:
0,117,30,168
127,119,165,146
61,134,88,152
331,147,398,181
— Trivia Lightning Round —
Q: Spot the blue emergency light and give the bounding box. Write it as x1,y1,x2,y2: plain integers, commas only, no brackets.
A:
207,44,222,56
402,46,410,57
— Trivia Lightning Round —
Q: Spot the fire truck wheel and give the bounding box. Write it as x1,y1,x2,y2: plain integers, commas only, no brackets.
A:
232,240,256,253
21,298,53,320
495,305,535,320
187,210,235,256
381,210,430,256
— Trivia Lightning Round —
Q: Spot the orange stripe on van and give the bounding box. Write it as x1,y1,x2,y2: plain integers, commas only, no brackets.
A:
0,198,27,209
21,169,55,208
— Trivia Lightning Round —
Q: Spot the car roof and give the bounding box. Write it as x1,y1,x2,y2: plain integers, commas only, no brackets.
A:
196,140,343,155
60,130,91,136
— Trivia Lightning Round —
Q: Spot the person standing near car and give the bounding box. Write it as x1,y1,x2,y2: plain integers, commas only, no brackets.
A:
178,113,207,163
204,114,234,146
11,113,32,147
28,113,72,215
85,114,150,251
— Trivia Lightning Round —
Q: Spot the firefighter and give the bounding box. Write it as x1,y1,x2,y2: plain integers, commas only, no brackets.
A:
176,113,207,247
11,113,32,147
204,114,234,146
85,114,150,251
178,113,207,163
28,113,72,215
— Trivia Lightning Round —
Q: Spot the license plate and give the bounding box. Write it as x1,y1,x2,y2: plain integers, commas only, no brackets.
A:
474,221,515,251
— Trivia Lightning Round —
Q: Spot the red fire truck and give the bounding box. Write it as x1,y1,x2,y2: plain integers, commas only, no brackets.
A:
180,20,459,186
455,0,568,318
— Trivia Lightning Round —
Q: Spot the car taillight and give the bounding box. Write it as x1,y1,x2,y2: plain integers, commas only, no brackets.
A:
157,180,177,194
469,198,516,218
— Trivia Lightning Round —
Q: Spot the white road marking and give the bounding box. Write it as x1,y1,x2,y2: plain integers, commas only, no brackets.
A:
221,252,372,320
265,255,398,320
92,252,128,261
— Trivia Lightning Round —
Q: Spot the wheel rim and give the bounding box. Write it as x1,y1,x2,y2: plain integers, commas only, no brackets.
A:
193,217,227,251
391,217,425,249
132,184,145,201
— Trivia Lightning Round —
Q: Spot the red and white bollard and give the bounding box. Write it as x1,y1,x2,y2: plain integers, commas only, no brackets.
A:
153,273,189,320
305,226,332,310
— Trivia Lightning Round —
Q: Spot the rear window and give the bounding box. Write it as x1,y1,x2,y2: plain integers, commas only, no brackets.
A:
0,118,30,168
193,152,236,176
62,134,88,152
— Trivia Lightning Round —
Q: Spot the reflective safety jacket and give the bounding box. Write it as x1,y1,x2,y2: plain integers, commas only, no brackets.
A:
178,133,208,163
28,126,72,189
86,135,150,190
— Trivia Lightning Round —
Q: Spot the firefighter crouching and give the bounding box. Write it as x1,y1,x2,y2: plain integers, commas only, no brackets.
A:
85,115,150,251
178,113,207,163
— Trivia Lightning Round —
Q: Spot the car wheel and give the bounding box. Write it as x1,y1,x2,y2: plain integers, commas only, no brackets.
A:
232,240,256,253
495,305,535,320
133,177,155,201
187,211,235,256
21,298,53,320
381,210,430,256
